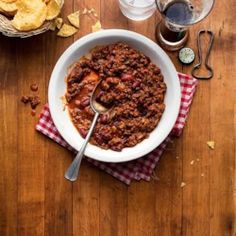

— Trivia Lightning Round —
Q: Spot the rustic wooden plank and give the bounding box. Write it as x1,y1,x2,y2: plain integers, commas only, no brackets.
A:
16,35,46,235
180,19,213,234
209,1,235,235
44,145,73,236
153,16,184,233
72,1,101,236
234,103,236,236
91,2,130,236
99,172,128,236
101,0,128,29
153,108,183,234
153,140,183,236
126,11,157,236
43,2,74,236
128,181,156,236
0,36,18,236
72,163,100,236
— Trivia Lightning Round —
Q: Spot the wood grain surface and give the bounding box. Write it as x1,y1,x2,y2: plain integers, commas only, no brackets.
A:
0,0,235,235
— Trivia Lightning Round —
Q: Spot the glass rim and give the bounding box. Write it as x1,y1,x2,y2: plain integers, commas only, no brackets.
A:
155,0,215,26
119,0,156,9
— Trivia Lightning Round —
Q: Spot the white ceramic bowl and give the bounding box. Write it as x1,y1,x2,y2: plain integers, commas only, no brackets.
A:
48,29,181,163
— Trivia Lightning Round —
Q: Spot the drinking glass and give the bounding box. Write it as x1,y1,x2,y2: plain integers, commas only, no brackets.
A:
155,0,215,51
119,0,156,21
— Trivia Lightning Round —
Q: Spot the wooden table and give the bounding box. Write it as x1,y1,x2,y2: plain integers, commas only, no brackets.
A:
0,1,235,235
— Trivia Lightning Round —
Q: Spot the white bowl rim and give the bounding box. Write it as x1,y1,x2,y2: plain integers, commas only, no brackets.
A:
48,29,181,163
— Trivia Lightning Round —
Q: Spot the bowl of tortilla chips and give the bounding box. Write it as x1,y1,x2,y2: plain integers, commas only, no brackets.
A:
0,0,64,38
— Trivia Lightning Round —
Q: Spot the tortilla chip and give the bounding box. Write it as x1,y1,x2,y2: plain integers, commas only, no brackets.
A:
88,8,95,14
46,0,60,20
92,20,101,32
67,11,80,28
207,141,215,150
12,0,47,31
55,17,62,29
82,7,87,14
1,0,16,3
55,0,62,6
49,21,56,31
0,0,17,15
57,23,77,37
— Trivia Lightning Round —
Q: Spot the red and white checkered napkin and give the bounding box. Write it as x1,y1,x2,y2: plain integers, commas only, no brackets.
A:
36,73,197,185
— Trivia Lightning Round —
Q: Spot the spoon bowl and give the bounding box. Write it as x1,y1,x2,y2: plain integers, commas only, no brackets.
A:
64,77,111,181
90,79,111,114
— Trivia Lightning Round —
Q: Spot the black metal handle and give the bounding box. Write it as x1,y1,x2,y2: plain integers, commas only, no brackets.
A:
191,30,214,80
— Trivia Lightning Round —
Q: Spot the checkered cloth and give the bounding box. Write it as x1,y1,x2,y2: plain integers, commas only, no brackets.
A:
36,73,197,185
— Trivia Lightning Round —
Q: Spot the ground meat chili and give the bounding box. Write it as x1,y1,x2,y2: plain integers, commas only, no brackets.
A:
65,42,167,151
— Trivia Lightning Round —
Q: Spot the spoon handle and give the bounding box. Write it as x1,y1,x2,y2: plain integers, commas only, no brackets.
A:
64,112,100,181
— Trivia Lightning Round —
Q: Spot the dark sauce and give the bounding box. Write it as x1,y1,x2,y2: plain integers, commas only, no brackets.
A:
163,0,194,25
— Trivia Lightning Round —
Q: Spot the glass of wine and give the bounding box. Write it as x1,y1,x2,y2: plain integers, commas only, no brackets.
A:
155,0,215,51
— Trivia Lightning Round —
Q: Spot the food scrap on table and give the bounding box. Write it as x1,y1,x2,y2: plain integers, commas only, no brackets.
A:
21,95,41,109
21,95,30,104
92,20,101,32
57,23,77,37
180,182,186,188
67,11,80,28
31,110,36,116
20,83,41,116
82,7,88,15
30,83,38,92
207,141,215,150
49,17,63,31
88,8,95,14
48,7,101,37
49,21,57,31
55,17,63,29
190,160,195,165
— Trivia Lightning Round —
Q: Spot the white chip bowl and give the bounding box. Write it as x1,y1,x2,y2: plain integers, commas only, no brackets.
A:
48,29,181,163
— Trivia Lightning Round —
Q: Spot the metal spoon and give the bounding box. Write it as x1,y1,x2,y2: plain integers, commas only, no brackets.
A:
64,80,109,181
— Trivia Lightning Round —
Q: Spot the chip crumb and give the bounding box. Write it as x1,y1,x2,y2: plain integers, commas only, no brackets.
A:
207,141,215,150
55,17,63,29
88,8,95,14
190,160,195,165
92,20,101,32
196,158,200,162
49,21,57,31
176,156,180,159
180,182,186,188
201,173,204,177
55,0,62,6
82,8,88,14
